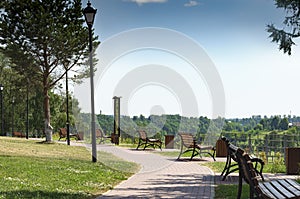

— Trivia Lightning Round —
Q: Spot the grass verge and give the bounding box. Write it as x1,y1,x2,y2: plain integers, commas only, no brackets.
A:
0,137,139,199
214,184,250,199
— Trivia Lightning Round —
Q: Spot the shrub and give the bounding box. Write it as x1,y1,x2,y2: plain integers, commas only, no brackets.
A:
270,152,285,173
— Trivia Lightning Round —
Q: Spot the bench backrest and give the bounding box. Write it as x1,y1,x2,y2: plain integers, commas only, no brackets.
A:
222,137,239,162
12,132,25,137
179,133,194,148
138,130,147,141
229,144,262,197
59,128,67,137
96,129,103,138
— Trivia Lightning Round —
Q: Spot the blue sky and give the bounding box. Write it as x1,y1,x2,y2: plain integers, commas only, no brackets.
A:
76,0,300,118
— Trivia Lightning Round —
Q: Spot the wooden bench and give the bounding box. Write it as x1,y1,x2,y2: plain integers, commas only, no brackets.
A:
136,130,162,150
220,136,265,181
96,129,111,144
177,133,215,161
229,143,300,199
12,132,26,138
58,128,79,141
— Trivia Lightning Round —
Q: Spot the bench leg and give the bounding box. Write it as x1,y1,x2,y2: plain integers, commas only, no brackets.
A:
177,143,184,160
237,170,243,199
190,147,198,160
221,154,231,177
136,139,145,150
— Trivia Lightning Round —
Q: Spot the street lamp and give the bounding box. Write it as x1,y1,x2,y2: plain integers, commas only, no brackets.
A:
83,0,97,163
0,84,4,136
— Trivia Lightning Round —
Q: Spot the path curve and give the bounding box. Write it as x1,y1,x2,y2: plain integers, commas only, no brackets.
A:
95,144,215,199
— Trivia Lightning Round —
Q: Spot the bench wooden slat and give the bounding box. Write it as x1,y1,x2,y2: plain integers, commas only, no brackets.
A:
277,179,300,197
260,180,286,199
258,183,278,199
270,180,295,198
285,179,300,191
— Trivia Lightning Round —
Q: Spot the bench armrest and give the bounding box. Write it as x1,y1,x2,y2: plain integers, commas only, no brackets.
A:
250,157,264,165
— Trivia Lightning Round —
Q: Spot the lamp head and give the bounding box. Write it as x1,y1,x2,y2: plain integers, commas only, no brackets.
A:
83,1,97,27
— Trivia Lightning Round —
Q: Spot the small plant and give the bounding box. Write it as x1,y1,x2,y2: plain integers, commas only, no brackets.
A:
270,152,285,173
259,151,267,163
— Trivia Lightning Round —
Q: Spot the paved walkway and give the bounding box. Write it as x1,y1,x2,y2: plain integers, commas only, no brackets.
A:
94,144,215,199
70,142,299,199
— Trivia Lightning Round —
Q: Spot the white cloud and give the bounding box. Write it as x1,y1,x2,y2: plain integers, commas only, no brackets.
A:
184,0,200,7
124,0,168,6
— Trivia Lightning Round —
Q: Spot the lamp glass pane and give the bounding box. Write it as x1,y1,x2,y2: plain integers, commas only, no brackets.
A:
85,13,94,24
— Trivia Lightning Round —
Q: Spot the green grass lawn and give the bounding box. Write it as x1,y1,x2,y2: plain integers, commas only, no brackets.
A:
202,160,286,173
0,137,139,199
214,184,250,199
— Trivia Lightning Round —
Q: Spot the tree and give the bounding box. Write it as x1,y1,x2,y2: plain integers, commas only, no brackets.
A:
279,117,289,130
270,115,281,130
267,0,300,55
0,0,99,141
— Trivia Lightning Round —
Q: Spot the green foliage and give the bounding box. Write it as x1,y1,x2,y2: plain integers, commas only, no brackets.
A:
0,0,99,141
98,114,114,134
259,151,267,164
223,115,291,133
267,0,300,55
270,152,285,173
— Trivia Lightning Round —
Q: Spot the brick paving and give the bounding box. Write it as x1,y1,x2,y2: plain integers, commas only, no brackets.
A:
72,143,299,199
95,144,215,199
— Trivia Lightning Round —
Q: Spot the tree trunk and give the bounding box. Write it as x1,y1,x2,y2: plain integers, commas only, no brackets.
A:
44,82,52,142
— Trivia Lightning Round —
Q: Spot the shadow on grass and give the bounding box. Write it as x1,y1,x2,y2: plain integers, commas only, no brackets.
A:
176,158,210,162
0,190,94,199
35,140,57,144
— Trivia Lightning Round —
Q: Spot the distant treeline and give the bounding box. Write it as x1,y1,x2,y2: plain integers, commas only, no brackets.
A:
83,114,300,138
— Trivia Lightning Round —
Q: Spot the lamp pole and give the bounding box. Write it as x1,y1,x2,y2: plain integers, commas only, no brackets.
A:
83,0,97,162
0,84,3,136
66,67,70,145
12,96,15,136
26,80,29,139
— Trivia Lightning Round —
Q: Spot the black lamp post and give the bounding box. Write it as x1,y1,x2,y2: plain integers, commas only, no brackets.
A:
66,67,70,146
26,79,29,139
0,84,3,136
83,0,97,163
12,96,15,136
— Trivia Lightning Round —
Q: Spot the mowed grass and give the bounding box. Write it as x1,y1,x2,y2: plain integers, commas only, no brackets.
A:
0,137,139,199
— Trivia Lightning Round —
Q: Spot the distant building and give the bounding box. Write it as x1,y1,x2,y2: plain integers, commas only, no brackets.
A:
291,122,300,127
